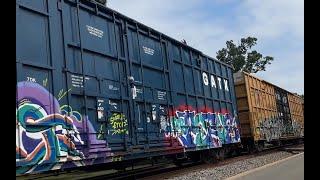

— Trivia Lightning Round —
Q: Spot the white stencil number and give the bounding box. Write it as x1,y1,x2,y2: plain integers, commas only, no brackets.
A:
27,77,36,83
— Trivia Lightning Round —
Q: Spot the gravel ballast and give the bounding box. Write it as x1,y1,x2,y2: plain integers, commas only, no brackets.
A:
167,151,302,180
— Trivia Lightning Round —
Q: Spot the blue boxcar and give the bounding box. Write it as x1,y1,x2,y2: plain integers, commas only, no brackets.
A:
16,0,240,175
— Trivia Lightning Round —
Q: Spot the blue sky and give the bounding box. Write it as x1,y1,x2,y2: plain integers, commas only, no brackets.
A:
108,0,304,94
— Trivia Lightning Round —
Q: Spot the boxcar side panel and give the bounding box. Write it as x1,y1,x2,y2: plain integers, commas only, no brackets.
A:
274,87,293,137
168,49,241,151
287,93,304,137
233,72,251,138
234,72,280,142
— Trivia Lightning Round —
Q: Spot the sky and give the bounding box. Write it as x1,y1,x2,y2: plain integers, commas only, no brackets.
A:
108,0,304,94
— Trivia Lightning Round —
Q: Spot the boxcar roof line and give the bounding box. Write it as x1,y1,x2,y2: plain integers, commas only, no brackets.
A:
240,71,299,96
83,0,234,69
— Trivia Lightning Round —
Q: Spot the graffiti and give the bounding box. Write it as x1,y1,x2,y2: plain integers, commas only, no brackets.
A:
16,81,241,175
112,156,123,162
16,81,113,175
16,82,84,174
57,107,112,152
60,105,82,122
292,120,304,137
166,110,240,149
58,88,72,101
281,121,293,136
256,116,304,141
42,78,48,87
109,113,128,135
256,117,283,142
97,124,105,140
160,115,167,132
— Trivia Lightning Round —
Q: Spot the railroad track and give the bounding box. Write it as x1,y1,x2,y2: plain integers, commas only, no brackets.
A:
138,143,304,180
16,142,304,180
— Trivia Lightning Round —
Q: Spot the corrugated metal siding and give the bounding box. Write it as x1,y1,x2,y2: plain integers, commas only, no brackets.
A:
234,72,280,142
274,87,292,137
234,72,251,138
287,93,304,137
234,72,304,142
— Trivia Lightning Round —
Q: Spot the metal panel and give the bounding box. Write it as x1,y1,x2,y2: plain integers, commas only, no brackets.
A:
140,34,163,68
274,87,292,137
287,93,304,137
168,49,240,150
16,6,50,65
79,10,117,56
127,29,139,62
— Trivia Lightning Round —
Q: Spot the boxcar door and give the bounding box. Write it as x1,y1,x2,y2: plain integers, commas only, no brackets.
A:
59,1,131,156
127,27,169,147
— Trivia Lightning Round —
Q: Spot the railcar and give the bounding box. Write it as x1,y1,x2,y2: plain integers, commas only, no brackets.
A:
233,72,304,151
16,0,241,175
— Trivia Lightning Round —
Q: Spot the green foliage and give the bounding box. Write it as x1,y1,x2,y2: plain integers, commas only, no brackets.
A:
216,37,274,73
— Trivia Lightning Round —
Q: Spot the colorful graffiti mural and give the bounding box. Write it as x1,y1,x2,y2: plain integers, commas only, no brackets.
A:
166,110,240,149
16,82,113,174
16,81,241,175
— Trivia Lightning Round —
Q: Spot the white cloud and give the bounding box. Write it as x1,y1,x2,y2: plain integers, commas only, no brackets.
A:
108,0,238,56
107,0,304,94
239,0,304,44
256,51,304,94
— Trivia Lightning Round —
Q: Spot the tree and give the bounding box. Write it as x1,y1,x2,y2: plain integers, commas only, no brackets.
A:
216,37,274,73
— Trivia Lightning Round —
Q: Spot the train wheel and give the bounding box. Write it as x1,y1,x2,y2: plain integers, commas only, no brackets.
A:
248,143,256,154
173,159,184,167
232,148,241,157
257,142,264,152
218,149,225,161
201,150,217,163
